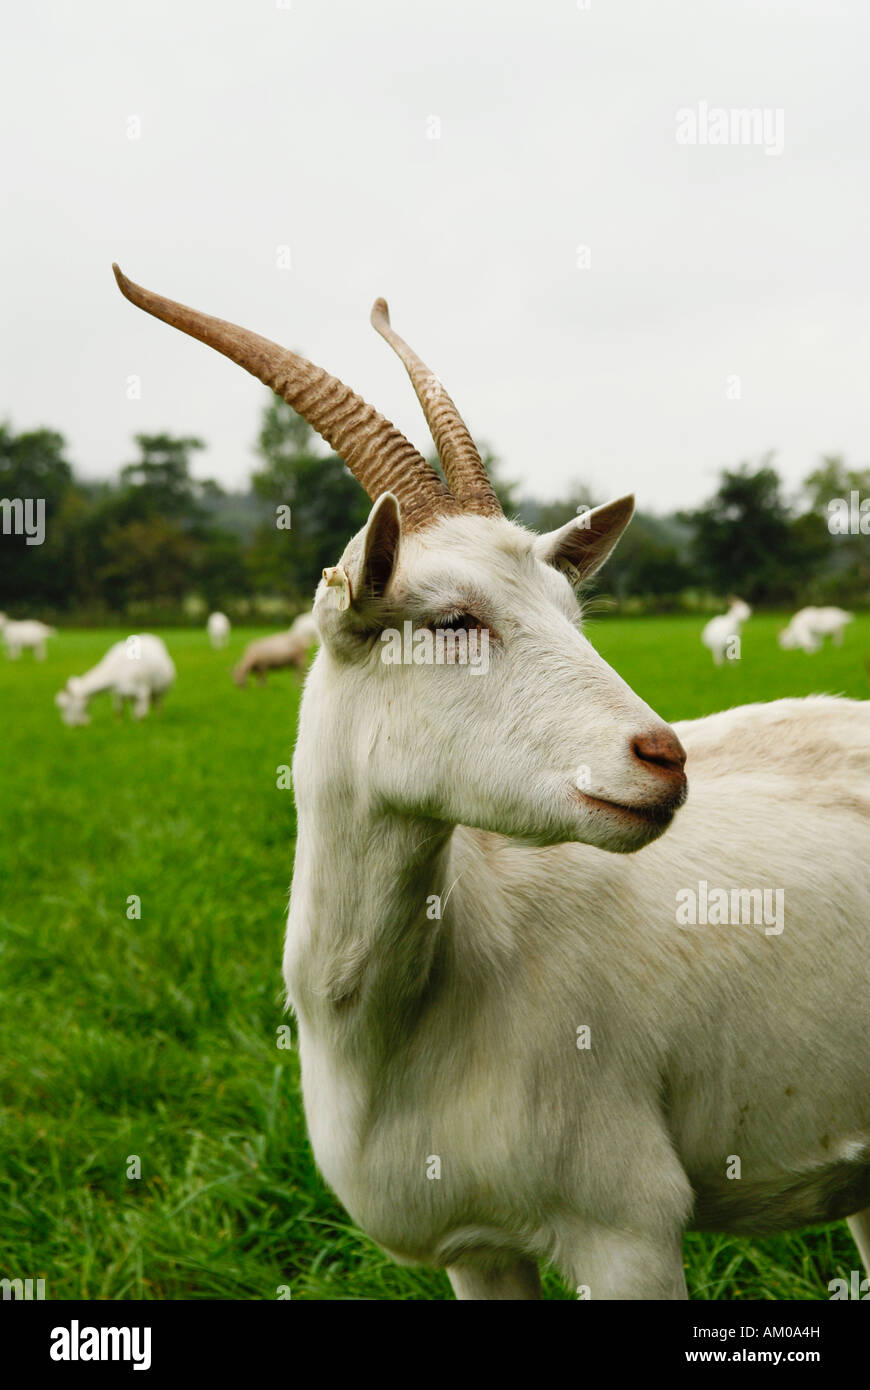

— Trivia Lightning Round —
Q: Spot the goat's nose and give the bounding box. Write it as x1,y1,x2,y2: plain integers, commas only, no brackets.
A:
632,728,687,777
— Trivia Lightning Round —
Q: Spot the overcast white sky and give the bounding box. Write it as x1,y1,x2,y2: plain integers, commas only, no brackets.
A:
2,0,867,512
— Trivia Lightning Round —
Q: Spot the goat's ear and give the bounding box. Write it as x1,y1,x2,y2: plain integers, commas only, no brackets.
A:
320,494,401,620
356,492,402,601
360,492,401,599
534,494,635,582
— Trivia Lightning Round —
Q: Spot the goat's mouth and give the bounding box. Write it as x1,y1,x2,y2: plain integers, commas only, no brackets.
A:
572,783,687,828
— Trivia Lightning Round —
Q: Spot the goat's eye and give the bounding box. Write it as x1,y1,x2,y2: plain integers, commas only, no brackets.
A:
432,611,480,632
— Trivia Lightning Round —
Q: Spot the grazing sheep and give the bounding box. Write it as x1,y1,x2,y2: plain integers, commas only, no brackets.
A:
207,611,231,649
779,606,854,653
0,614,57,660
701,598,751,666
55,634,175,725
233,612,318,687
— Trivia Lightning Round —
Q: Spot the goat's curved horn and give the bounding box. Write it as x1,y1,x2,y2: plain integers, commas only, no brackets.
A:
370,298,502,519
112,266,459,531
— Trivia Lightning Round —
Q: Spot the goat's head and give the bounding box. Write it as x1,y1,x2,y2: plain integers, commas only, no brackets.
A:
726,597,752,623
55,679,90,726
113,265,687,852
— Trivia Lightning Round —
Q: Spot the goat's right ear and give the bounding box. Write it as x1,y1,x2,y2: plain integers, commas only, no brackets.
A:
359,492,401,599
324,493,402,613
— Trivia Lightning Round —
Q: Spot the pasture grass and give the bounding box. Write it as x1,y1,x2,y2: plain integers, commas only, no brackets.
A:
1,614,868,1300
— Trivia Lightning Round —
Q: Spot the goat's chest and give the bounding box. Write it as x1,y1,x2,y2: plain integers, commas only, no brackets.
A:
294,1026,552,1262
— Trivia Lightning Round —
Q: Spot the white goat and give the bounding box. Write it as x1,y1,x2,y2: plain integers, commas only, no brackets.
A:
233,611,318,687
55,634,175,725
779,606,854,653
207,611,231,649
0,613,57,660
289,610,318,649
114,265,870,1301
701,598,751,666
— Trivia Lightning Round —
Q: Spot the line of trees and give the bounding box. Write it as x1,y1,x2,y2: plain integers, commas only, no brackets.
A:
0,393,867,621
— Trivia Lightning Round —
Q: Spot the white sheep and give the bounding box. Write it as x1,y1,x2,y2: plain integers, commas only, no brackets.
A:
55,634,176,725
779,606,854,653
0,613,57,660
207,611,231,649
701,598,751,665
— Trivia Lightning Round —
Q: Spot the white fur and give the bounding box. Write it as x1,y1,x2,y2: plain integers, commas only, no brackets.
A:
0,614,56,660
779,606,854,653
207,611,231,649
283,501,870,1300
55,634,175,725
701,599,751,666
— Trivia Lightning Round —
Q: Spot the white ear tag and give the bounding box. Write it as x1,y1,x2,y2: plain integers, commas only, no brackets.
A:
323,565,352,611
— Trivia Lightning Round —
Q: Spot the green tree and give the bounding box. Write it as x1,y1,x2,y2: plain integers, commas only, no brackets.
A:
248,395,370,600
97,517,196,607
0,422,78,608
516,484,694,605
803,456,870,513
681,460,817,604
801,456,870,603
116,433,209,525
0,422,73,503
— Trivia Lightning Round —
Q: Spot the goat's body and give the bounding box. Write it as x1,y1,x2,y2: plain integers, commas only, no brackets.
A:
113,263,868,1298
233,613,317,686
780,606,854,653
207,611,231,648
701,601,751,666
2,618,56,659
56,634,175,724
286,691,870,1294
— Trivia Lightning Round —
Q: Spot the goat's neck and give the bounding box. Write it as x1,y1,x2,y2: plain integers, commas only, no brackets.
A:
78,662,118,698
287,707,455,1061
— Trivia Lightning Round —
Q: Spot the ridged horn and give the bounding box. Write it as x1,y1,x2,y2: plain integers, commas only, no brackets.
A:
112,265,459,531
370,298,502,519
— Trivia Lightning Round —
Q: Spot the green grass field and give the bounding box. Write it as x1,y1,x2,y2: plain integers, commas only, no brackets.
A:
1,614,868,1300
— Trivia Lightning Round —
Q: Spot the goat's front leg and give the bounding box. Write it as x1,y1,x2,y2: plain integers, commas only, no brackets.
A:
132,689,151,719
847,1207,870,1277
447,1259,542,1300
564,1227,688,1300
